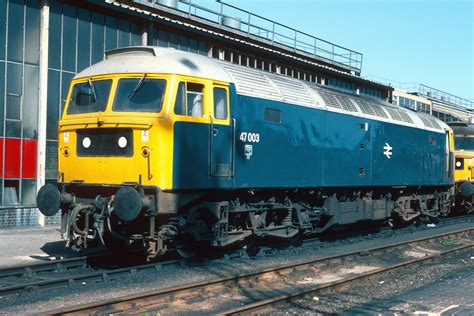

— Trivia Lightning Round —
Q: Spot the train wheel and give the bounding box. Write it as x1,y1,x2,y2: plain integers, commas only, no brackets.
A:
176,234,199,259
175,208,216,259
244,237,260,257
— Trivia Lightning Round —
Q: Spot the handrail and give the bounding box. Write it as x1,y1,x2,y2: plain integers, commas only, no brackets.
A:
131,0,363,72
363,75,473,110
418,84,474,110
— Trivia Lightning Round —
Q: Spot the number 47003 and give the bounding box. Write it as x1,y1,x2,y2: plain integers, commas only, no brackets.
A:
239,132,260,143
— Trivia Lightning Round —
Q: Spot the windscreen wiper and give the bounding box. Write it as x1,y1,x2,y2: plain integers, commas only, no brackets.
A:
128,74,147,100
87,78,97,102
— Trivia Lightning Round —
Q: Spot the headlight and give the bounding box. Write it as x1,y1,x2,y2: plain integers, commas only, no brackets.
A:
118,136,127,148
455,158,464,169
82,137,91,149
63,147,70,157
141,146,150,157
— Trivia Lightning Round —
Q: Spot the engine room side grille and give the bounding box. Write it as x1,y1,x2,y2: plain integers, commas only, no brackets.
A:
370,103,389,119
221,64,281,100
356,100,376,116
318,91,342,110
385,107,404,122
397,110,414,124
267,74,316,106
333,95,358,112
419,115,434,128
356,100,388,119
419,114,441,130
427,116,441,130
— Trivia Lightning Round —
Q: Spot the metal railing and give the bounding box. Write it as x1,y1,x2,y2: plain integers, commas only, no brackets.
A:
364,75,474,110
132,0,363,72
418,84,474,110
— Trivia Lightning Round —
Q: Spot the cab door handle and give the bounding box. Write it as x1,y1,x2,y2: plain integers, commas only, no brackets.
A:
213,127,218,136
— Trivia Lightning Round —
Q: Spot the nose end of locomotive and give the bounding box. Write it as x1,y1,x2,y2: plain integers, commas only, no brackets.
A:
37,184,61,217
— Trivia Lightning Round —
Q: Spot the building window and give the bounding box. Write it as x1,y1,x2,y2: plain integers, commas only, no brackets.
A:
399,97,415,109
416,101,430,113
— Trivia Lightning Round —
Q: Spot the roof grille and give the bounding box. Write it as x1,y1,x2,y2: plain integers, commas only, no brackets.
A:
397,110,414,124
318,91,342,110
222,64,281,99
385,107,404,122
267,74,316,105
317,91,359,112
427,116,441,129
372,103,389,119
356,100,388,118
333,95,358,112
419,114,441,130
419,115,434,129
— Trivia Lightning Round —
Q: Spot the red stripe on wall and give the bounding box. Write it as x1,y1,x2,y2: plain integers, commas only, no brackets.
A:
22,139,37,179
0,139,2,176
1,137,38,179
4,138,21,178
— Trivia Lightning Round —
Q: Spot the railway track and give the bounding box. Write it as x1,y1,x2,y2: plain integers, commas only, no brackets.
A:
44,226,474,315
0,252,184,297
1,214,471,299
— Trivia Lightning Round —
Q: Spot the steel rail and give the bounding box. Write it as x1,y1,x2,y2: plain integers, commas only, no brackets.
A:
0,256,88,279
0,252,184,297
44,227,474,315
221,242,474,315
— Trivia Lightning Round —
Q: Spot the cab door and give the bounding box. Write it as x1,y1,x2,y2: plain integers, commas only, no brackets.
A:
209,85,232,178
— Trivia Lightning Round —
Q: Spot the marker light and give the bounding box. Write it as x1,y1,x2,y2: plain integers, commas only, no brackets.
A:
82,137,91,149
456,161,462,168
118,136,128,148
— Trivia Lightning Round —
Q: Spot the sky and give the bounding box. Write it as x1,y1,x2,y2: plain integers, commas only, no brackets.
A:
197,0,474,100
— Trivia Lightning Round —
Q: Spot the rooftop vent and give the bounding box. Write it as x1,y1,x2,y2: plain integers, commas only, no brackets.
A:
157,0,178,9
221,15,241,29
105,47,157,59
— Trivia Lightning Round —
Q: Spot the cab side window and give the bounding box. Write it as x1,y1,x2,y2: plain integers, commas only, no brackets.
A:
213,87,228,120
174,82,204,117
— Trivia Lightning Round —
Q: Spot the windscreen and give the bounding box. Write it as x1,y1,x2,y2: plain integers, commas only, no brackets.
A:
67,79,112,114
113,78,166,112
455,136,474,151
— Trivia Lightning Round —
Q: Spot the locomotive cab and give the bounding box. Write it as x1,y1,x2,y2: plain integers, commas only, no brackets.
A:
37,47,233,253
449,121,474,212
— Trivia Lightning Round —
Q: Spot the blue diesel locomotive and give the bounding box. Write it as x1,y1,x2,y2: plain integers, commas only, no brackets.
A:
37,47,454,257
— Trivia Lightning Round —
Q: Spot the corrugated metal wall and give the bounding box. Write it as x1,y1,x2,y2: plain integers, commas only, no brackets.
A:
0,0,145,228
45,0,142,184
0,0,41,211
0,0,213,229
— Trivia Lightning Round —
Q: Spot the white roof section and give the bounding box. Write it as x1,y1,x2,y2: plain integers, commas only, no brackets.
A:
75,47,233,83
76,46,448,133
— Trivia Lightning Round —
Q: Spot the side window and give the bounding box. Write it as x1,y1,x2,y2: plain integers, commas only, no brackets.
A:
213,87,228,120
174,82,186,115
174,82,204,117
264,108,281,124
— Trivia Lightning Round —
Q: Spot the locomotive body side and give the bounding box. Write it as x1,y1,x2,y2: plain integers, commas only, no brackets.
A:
36,47,455,257
173,84,453,190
